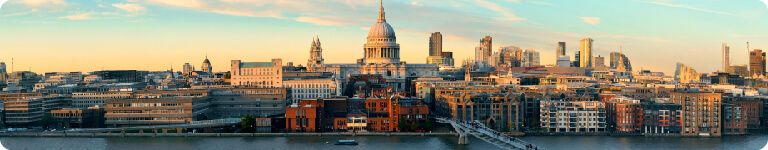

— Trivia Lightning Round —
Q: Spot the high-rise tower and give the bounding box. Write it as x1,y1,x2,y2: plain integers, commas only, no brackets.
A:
579,37,593,68
750,49,766,77
429,32,442,56
556,42,566,57
722,43,730,72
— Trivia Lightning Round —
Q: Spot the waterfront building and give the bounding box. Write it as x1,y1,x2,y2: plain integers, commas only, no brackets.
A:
606,96,643,133
749,49,766,77
723,103,747,135
230,59,283,87
722,43,730,72
540,100,606,133
50,107,105,128
521,49,540,67
674,63,700,84
579,37,593,68
208,88,288,119
104,97,210,127
724,97,763,131
286,99,320,132
642,99,682,134
670,92,721,137
306,2,438,91
202,56,213,74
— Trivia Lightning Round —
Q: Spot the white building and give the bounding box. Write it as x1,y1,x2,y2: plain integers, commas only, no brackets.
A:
540,100,606,133
283,76,339,104
230,59,283,87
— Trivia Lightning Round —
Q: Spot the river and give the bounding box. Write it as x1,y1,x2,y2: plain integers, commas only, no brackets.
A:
0,135,766,150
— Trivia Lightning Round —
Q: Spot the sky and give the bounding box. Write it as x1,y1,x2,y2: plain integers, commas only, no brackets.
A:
0,0,767,75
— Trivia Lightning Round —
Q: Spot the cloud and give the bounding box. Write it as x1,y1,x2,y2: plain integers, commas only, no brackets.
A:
475,0,526,21
146,0,205,9
643,0,737,16
20,0,65,8
113,3,146,13
762,0,768,9
295,16,346,26
61,12,93,21
581,17,601,25
0,0,7,9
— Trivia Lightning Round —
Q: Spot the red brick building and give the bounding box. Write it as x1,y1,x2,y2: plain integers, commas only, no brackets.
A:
286,100,320,132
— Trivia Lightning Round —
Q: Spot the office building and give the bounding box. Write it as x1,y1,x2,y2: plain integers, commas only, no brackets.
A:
594,55,605,68
521,49,540,67
722,43,730,72
475,36,493,66
579,37,593,68
556,42,566,57
749,49,766,77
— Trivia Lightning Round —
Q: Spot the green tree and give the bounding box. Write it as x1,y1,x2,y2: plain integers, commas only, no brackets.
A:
240,115,256,133
398,118,409,132
40,114,57,129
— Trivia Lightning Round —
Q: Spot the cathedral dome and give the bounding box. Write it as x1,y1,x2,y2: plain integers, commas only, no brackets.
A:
366,0,396,42
367,22,396,40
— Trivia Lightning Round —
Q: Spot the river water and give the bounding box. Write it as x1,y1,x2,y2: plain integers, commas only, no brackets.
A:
0,135,766,150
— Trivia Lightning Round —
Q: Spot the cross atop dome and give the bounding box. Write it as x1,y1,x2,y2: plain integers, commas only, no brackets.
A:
378,0,386,23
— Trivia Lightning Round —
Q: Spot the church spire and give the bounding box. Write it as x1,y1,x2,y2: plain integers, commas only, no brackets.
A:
377,0,386,23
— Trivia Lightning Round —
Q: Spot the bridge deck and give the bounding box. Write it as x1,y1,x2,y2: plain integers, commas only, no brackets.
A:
437,118,542,150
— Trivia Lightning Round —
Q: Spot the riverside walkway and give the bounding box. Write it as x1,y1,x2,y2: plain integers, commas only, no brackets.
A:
67,118,241,133
436,118,542,150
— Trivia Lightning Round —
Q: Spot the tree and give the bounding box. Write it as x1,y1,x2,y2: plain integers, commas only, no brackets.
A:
240,115,256,133
398,118,409,132
40,114,57,129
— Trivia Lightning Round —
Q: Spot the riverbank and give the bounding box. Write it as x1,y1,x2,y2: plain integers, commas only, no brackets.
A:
0,132,458,137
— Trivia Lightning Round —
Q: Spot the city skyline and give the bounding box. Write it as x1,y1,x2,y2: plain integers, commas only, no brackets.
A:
1,0,768,74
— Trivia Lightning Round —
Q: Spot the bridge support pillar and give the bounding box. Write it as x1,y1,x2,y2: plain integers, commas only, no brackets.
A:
458,134,469,145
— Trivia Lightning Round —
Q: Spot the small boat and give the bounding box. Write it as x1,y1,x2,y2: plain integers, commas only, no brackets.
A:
334,139,358,145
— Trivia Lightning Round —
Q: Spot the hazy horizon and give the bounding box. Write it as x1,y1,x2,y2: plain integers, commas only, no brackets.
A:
1,0,768,75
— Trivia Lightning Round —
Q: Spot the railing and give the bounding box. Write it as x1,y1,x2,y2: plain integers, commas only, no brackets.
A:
437,118,542,150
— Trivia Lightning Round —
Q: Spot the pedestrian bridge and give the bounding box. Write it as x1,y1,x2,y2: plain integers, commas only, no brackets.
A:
436,118,542,150
68,118,241,133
